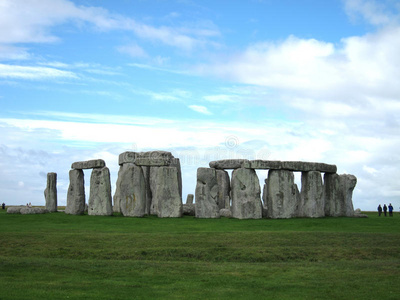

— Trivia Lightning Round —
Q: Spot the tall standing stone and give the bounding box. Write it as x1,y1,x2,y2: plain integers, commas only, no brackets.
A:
153,166,182,218
301,171,324,218
216,169,230,209
44,172,57,212
113,163,147,217
65,169,85,215
231,168,262,219
340,174,357,217
266,170,300,219
88,167,113,216
171,158,182,198
324,173,341,217
195,168,220,218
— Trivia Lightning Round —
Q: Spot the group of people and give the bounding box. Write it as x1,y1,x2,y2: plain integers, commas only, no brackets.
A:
377,203,394,216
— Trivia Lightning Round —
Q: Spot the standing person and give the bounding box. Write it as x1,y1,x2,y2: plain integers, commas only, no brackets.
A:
383,204,388,216
388,203,393,217
378,204,382,216
1,202,5,210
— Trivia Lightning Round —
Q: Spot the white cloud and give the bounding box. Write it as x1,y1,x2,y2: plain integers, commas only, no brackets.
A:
344,0,398,26
203,94,237,103
0,63,77,80
0,0,219,53
188,105,212,115
117,44,148,58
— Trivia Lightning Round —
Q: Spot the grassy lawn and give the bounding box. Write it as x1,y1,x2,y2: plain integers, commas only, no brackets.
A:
1,209,399,299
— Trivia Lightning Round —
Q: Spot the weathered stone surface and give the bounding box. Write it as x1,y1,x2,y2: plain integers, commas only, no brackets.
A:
324,173,357,217
301,171,325,218
134,151,173,166
141,166,152,215
149,166,160,215
219,208,232,218
209,159,250,169
354,208,362,214
119,151,174,166
266,170,301,219
231,168,262,219
20,207,49,214
195,168,220,218
262,205,268,219
153,166,182,218
249,160,337,173
118,151,137,165
324,173,341,217
170,158,182,197
249,160,283,170
65,169,85,215
183,203,195,216
7,207,23,214
340,174,357,217
71,159,105,170
113,163,146,217
216,169,230,209
88,167,113,216
44,172,57,212
186,194,194,204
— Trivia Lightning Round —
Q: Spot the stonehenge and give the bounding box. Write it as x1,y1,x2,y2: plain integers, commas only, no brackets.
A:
47,153,358,220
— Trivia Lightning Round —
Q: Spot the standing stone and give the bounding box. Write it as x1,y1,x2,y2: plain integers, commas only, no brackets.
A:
340,174,357,217
216,169,230,209
113,163,146,217
141,166,152,215
195,168,220,218
44,172,57,212
301,171,324,218
324,173,341,217
65,169,85,215
266,170,301,219
170,158,182,198
88,167,113,216
186,194,194,204
231,168,262,219
153,166,182,218
149,166,160,215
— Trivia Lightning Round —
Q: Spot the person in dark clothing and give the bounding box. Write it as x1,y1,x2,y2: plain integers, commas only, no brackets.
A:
378,204,382,216
383,204,388,216
1,203,5,210
388,203,393,217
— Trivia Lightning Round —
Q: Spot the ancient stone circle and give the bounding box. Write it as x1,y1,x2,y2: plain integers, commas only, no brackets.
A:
9,151,358,219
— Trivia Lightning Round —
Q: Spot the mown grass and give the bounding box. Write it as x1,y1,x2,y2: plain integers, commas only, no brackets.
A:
1,209,399,299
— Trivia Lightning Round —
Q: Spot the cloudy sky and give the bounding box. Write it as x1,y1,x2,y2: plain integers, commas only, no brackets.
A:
1,0,399,211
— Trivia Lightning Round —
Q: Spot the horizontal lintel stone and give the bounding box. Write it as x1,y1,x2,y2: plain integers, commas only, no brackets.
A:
119,151,174,166
71,159,105,170
209,159,250,169
249,160,337,173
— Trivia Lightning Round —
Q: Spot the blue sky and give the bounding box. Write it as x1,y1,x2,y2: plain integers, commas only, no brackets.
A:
1,0,400,211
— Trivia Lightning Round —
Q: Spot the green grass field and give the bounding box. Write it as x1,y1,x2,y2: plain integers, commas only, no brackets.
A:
1,208,399,299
